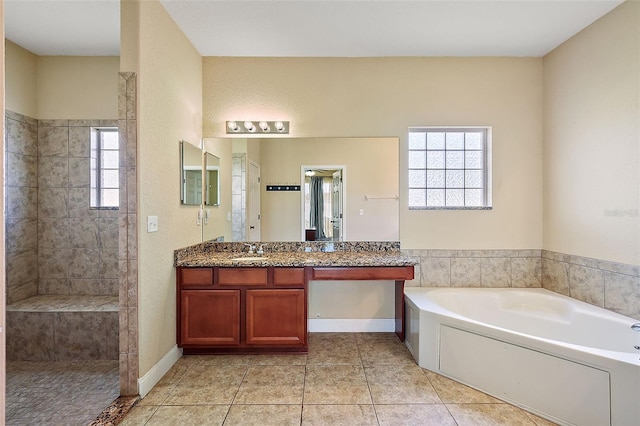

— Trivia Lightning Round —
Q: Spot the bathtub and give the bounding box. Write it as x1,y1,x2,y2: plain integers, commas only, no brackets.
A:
404,287,640,426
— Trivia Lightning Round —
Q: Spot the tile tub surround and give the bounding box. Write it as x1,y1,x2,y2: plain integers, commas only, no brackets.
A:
402,249,543,289
542,250,640,320
403,248,640,320
174,241,415,267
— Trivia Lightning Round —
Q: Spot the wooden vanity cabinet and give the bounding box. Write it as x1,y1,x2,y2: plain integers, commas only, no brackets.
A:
177,266,307,353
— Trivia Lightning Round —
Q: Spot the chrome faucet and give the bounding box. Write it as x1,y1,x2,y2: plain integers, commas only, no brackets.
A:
256,244,265,255
631,323,640,332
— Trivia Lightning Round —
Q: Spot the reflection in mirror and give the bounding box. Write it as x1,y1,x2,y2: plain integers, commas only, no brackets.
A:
180,140,203,205
241,137,399,242
205,152,220,206
303,167,344,241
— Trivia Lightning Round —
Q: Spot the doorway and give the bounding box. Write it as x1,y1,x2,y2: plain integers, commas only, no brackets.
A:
302,166,345,241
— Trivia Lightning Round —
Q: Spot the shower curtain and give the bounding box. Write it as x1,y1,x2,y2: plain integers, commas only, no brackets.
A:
309,176,326,240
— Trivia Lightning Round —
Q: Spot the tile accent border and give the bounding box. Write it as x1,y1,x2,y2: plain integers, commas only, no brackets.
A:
118,72,139,396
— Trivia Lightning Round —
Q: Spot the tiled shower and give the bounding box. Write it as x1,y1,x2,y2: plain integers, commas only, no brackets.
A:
5,111,119,361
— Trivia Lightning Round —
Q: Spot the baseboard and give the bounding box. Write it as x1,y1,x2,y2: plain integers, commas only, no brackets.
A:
137,345,182,398
308,318,395,332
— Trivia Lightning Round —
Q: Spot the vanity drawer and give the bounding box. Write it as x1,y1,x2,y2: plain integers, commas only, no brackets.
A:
180,268,214,286
218,267,268,286
273,268,305,286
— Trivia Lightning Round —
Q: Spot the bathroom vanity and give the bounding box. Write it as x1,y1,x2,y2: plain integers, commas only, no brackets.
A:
174,241,415,354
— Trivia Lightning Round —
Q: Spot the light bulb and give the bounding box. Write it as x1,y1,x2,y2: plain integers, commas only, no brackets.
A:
259,121,270,132
244,121,256,132
227,121,239,132
274,121,285,132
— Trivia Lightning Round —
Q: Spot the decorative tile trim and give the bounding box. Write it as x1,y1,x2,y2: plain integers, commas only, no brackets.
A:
118,72,139,396
542,250,639,278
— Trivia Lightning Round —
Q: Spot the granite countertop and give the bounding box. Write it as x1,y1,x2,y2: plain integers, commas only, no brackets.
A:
174,241,416,268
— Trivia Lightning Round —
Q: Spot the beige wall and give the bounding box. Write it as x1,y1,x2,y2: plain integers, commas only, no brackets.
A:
124,0,203,377
203,57,544,250
5,39,118,120
259,137,399,241
5,40,37,117
543,1,640,266
37,56,119,119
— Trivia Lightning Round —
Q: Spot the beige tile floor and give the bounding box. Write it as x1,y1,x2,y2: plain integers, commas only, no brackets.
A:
6,360,119,425
122,333,558,425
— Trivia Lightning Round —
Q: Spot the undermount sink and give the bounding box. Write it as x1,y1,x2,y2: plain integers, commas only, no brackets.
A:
231,256,268,261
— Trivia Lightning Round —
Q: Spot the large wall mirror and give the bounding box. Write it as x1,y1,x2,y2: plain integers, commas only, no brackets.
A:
179,140,203,205
228,137,400,243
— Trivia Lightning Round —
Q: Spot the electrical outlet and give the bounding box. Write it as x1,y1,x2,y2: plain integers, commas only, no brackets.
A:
147,215,158,232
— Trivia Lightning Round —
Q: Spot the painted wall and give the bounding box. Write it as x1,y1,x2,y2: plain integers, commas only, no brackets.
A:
37,56,119,120
5,40,118,120
543,1,640,266
122,0,203,378
5,40,37,118
202,57,544,251
202,57,542,322
259,137,399,241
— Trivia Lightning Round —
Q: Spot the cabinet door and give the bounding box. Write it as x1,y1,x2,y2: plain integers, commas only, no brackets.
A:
180,290,240,346
246,289,306,346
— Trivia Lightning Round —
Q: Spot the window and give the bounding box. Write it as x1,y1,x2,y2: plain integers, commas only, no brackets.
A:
90,127,119,209
408,127,491,209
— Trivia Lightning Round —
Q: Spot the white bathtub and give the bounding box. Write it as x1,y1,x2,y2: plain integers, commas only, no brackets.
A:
404,287,640,426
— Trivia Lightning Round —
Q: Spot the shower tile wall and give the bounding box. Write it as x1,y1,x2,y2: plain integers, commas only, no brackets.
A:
5,111,39,304
232,153,247,242
38,119,119,297
5,111,120,301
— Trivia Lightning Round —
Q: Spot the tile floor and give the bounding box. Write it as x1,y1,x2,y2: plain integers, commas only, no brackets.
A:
121,333,558,425
6,360,119,425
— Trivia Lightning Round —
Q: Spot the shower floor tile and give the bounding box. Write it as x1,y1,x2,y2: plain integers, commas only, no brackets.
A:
6,360,119,425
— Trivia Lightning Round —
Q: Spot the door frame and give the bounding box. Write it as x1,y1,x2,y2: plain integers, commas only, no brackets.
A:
300,165,346,241
248,161,261,241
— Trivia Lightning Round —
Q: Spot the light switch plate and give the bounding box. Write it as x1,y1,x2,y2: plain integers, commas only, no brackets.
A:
147,215,158,232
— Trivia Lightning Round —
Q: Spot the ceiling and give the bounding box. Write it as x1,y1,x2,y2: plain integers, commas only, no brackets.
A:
4,0,624,57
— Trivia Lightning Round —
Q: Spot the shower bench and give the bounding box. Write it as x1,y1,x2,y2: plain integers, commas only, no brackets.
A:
6,295,119,361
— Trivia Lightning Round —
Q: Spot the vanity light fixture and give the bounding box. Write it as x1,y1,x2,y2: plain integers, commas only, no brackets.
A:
225,120,289,134
243,121,256,132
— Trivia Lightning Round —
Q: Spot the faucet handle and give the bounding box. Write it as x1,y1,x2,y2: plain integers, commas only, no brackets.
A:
256,245,265,255
244,243,255,254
